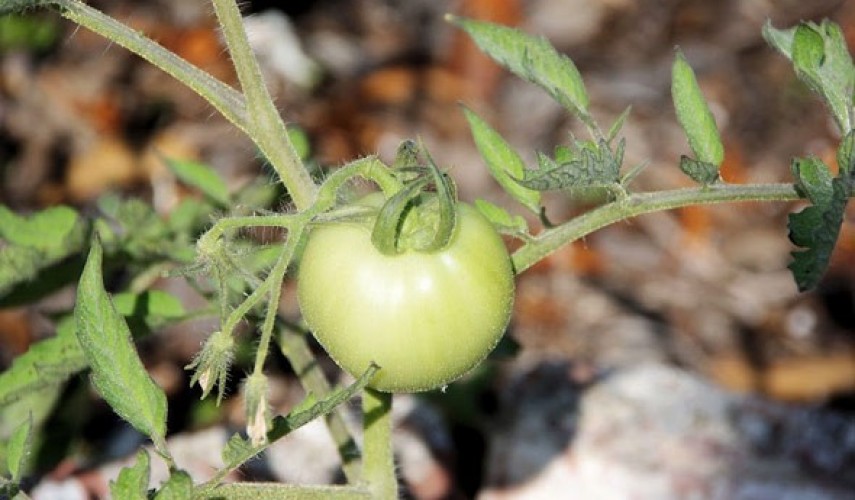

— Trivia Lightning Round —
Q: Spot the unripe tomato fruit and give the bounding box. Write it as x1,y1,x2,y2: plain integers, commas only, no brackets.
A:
297,194,515,392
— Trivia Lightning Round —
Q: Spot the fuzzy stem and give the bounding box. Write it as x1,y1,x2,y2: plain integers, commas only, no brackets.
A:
252,229,304,375
278,326,363,483
512,182,802,273
362,389,397,499
211,0,317,209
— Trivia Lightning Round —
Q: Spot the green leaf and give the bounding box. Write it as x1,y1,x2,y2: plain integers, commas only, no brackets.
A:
449,16,589,117
462,106,541,213
153,470,193,500
6,416,32,482
788,22,855,133
792,156,834,205
607,106,632,143
679,156,720,186
672,50,724,168
762,21,796,59
0,205,79,249
109,450,150,500
74,238,167,441
474,199,528,235
516,139,623,192
0,1,53,15
113,290,186,320
165,157,230,206
788,157,848,291
837,129,855,184
287,124,311,161
0,316,87,406
0,205,87,297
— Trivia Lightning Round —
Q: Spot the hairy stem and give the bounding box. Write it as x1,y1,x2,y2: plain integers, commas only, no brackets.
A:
512,182,801,273
253,229,304,375
211,0,317,209
278,326,363,483
362,389,397,499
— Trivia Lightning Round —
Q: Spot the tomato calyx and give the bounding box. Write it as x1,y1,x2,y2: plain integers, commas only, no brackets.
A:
370,147,458,255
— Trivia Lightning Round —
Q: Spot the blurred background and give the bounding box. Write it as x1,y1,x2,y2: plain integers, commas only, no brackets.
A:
1,0,854,498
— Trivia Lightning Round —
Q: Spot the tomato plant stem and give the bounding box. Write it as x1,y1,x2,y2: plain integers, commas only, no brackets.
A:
253,229,305,375
362,389,397,499
278,326,363,483
211,0,318,210
512,182,802,273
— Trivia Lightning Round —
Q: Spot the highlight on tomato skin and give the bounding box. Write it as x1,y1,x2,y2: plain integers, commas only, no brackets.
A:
296,195,515,393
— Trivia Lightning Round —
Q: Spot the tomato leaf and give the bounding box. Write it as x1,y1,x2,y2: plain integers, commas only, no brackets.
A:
0,205,88,297
607,106,632,143
5,416,32,482
787,157,848,291
671,50,724,170
474,199,528,235
74,238,168,442
0,316,87,406
165,157,231,207
0,205,79,249
766,20,855,133
837,129,855,185
516,139,624,193
448,15,589,118
153,470,193,500
109,450,150,500
462,106,541,213
679,156,720,186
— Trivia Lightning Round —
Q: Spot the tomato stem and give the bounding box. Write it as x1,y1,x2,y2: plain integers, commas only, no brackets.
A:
512,182,803,273
362,388,397,499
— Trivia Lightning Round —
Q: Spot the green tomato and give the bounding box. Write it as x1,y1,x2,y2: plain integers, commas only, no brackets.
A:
297,195,515,392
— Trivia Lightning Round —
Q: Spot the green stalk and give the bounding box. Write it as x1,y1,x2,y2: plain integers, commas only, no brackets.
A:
211,0,317,209
252,229,304,375
362,389,397,499
512,183,802,273
278,327,363,483
202,483,371,499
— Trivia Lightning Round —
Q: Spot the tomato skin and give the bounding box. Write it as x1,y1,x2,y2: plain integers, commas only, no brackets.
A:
297,196,515,392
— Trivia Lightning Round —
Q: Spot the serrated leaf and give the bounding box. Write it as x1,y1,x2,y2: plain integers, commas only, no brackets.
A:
0,205,79,249
462,107,541,213
74,238,167,441
449,16,589,117
789,22,855,133
672,50,724,168
6,416,32,482
0,316,87,406
153,470,193,500
474,199,528,235
165,157,230,206
517,139,623,192
788,157,848,291
679,156,720,186
109,450,150,500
